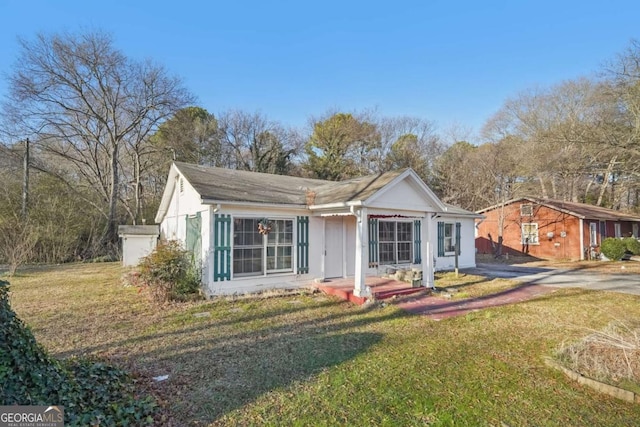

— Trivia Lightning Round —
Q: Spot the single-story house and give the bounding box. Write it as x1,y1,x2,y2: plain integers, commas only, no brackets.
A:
155,162,480,297
475,197,640,260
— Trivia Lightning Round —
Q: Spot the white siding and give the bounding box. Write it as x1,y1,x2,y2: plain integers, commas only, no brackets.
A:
431,216,477,271
367,180,437,212
121,235,157,267
204,204,314,296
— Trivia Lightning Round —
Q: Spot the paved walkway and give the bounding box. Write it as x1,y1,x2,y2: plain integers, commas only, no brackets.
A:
396,284,557,320
398,262,640,320
469,263,640,296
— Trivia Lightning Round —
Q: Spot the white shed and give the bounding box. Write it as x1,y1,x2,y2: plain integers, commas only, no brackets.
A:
118,225,160,267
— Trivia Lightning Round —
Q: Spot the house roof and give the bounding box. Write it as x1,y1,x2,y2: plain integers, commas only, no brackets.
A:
442,203,484,218
477,197,640,222
155,162,450,223
311,170,405,205
174,162,326,205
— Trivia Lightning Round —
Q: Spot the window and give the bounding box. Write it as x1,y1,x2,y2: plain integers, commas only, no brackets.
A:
520,204,533,216
521,223,539,244
233,218,264,276
443,223,455,253
267,220,293,272
379,221,413,264
633,224,639,239
614,223,622,238
437,221,461,257
233,218,294,277
590,222,598,247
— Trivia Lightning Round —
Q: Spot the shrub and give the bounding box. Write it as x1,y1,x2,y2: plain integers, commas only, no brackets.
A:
0,280,157,425
600,237,626,261
137,240,201,302
623,237,640,256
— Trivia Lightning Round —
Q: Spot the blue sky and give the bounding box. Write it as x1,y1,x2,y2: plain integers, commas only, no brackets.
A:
0,1,638,140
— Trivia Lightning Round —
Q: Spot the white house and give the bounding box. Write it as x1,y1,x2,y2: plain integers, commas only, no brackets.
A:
155,162,479,297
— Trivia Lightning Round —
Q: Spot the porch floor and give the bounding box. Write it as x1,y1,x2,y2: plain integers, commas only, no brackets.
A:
315,276,427,305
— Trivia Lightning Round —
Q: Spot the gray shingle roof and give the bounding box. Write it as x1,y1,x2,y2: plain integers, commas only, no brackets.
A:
174,162,407,206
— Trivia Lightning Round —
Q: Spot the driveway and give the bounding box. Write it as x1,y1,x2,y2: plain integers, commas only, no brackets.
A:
466,263,640,296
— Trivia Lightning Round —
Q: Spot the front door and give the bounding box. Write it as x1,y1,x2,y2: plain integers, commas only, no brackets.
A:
325,217,344,278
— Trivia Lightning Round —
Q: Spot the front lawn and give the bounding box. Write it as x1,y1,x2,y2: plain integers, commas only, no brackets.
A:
7,263,640,426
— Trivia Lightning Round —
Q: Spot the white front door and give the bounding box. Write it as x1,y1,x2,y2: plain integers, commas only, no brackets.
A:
325,217,344,278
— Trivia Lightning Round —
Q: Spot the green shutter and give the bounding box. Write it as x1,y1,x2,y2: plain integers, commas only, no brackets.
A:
213,214,231,281
455,222,461,256
368,218,378,267
185,212,202,265
297,216,309,274
437,221,445,257
414,219,422,264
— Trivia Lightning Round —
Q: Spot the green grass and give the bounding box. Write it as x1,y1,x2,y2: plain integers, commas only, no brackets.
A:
6,263,640,426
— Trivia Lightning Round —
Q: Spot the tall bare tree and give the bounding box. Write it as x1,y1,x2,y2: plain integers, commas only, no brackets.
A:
217,110,300,174
2,31,192,253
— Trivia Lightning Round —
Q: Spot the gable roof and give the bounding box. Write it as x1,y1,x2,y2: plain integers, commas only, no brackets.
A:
477,197,640,222
155,163,452,223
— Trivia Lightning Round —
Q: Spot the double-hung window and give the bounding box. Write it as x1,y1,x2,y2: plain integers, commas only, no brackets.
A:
233,218,293,277
521,223,539,244
443,223,455,253
379,221,413,264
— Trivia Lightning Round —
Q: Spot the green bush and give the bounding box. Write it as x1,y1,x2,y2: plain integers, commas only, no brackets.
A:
600,238,627,261
137,240,201,302
0,280,157,425
623,237,640,255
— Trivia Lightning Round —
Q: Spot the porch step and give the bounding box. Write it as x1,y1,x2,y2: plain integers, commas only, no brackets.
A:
316,282,428,305
315,284,367,305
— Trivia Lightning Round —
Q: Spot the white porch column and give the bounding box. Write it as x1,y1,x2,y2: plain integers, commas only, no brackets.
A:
354,207,370,297
422,214,435,288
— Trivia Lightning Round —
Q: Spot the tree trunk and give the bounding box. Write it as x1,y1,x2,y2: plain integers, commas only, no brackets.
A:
101,143,120,255
538,174,548,198
134,151,142,224
21,138,29,219
597,156,617,206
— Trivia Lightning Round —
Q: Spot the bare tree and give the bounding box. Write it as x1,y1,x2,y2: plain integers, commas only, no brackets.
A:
2,31,193,253
217,110,300,174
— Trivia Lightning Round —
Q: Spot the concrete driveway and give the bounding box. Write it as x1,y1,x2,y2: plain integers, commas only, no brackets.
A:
465,263,640,296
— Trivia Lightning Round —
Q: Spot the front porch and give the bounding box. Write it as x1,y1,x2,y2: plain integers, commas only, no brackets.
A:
315,276,429,305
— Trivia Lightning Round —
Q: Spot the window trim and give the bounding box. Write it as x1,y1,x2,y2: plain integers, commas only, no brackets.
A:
378,220,414,265
521,222,539,245
589,222,598,247
443,222,455,255
232,216,295,278
520,204,533,217
614,223,622,238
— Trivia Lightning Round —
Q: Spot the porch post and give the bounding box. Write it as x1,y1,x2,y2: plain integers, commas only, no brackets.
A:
422,215,435,288
354,207,370,298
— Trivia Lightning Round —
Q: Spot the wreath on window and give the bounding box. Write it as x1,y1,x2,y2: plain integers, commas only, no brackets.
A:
257,218,272,235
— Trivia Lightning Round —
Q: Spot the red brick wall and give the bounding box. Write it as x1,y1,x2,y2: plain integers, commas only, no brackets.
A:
476,202,583,260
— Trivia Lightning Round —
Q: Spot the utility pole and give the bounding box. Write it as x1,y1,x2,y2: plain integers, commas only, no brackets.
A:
21,138,29,219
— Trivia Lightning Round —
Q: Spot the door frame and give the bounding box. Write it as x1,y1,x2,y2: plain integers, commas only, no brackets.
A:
323,217,345,279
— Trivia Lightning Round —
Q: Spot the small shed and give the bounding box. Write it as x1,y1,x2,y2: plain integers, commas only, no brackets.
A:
118,225,160,266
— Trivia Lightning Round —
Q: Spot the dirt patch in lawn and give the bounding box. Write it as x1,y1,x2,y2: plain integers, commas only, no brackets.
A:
555,320,640,395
